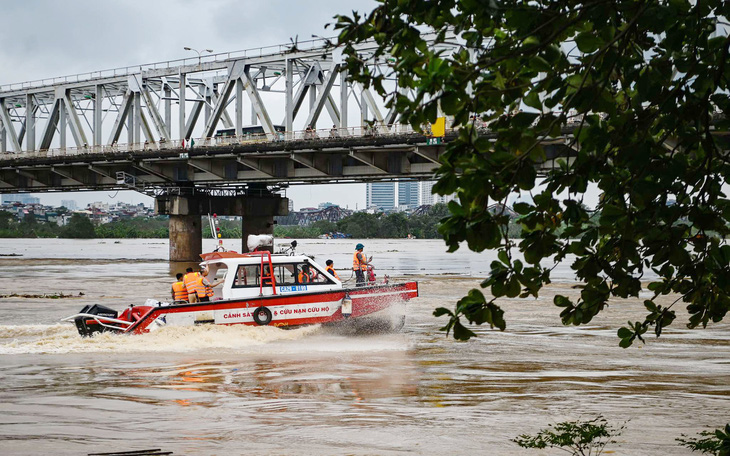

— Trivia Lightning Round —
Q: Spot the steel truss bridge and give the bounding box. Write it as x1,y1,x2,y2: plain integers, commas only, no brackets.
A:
0,36,581,195
276,205,355,226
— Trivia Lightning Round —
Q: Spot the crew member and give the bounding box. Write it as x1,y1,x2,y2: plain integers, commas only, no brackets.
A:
325,259,340,280
183,267,201,303
196,267,220,302
171,273,189,302
353,243,368,286
298,264,313,283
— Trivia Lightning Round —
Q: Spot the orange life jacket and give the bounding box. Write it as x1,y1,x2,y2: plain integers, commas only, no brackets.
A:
184,272,202,297
298,271,311,283
326,265,340,279
196,276,215,298
172,281,188,301
353,251,367,271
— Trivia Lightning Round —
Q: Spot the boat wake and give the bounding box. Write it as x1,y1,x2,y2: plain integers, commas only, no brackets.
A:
0,323,322,355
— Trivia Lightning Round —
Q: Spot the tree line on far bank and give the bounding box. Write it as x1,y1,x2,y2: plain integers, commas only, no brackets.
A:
0,204,528,240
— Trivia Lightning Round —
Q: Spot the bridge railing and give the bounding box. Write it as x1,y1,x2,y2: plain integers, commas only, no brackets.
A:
0,122,449,160
0,37,333,93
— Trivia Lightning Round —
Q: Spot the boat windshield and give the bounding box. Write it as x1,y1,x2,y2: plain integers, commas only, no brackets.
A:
232,262,334,288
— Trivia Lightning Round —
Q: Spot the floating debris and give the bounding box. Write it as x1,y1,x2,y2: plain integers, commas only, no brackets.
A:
0,292,83,299
0,253,22,257
88,450,173,456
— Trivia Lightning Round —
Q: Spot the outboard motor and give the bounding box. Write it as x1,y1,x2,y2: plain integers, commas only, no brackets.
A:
74,304,119,337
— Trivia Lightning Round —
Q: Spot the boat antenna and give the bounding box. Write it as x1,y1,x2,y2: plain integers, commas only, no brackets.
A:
209,213,224,251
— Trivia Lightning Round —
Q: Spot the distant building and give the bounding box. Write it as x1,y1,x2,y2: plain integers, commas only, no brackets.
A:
61,200,78,210
420,181,436,205
288,200,294,212
419,180,456,205
397,181,420,209
318,201,337,210
88,201,109,211
2,194,40,205
366,182,396,211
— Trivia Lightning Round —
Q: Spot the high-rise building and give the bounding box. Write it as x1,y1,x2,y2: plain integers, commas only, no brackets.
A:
419,180,457,206
397,181,420,209
420,181,436,206
1,194,40,204
366,182,396,210
61,200,78,210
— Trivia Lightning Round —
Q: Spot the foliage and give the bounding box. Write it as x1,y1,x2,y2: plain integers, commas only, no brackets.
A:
513,417,624,456
95,217,169,238
274,224,324,239
334,0,730,342
677,424,730,455
61,214,96,238
202,217,241,239
0,211,14,230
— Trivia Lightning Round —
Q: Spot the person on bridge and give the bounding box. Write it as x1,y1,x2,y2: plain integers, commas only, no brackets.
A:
171,273,189,303
353,243,368,286
183,267,201,303
325,259,340,280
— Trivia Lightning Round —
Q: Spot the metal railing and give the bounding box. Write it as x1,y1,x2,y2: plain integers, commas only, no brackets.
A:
0,122,441,160
0,36,334,92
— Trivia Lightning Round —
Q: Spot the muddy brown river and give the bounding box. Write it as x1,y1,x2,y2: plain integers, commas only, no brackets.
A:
0,239,728,455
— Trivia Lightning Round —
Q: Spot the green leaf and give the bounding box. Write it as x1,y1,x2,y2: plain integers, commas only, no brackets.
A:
453,319,477,340
575,31,602,53
433,307,453,318
523,91,542,110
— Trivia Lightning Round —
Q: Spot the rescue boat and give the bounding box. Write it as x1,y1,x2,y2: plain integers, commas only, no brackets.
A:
63,248,418,337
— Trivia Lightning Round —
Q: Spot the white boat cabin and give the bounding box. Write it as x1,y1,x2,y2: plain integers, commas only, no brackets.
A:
202,254,342,301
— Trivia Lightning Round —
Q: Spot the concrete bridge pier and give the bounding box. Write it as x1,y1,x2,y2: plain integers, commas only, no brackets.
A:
242,215,275,253
168,214,203,263
156,193,288,261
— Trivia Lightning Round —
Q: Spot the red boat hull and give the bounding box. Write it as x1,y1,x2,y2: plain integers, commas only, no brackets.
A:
122,281,418,334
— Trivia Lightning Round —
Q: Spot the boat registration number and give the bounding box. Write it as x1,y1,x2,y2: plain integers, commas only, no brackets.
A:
279,285,308,292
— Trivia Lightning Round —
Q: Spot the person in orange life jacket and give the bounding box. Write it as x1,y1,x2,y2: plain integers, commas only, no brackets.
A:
171,273,189,302
196,267,221,302
325,259,340,280
183,267,201,303
261,265,274,286
298,264,313,284
353,243,368,286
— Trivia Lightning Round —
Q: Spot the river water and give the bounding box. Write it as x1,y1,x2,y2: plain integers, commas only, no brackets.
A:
0,238,727,455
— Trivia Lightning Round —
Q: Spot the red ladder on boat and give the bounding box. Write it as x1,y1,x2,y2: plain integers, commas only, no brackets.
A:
249,250,277,296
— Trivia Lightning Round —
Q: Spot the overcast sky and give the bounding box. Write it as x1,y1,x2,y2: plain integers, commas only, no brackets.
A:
1,0,378,210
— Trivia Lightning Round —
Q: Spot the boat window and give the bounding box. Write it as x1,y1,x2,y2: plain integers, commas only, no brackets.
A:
232,264,261,288
213,263,227,280
233,263,335,288
273,263,298,286
291,263,334,285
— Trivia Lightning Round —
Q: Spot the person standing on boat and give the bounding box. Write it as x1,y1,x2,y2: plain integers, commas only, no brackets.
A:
196,267,221,302
325,259,340,280
183,267,201,303
171,273,189,303
353,243,368,286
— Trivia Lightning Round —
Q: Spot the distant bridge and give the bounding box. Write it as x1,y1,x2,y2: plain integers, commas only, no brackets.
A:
276,205,354,226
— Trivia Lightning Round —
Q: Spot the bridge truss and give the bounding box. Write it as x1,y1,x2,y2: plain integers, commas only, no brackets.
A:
0,36,577,194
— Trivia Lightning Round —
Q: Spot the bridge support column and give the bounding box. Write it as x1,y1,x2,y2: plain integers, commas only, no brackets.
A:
242,216,274,253
156,193,288,260
169,214,202,262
